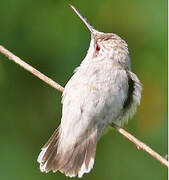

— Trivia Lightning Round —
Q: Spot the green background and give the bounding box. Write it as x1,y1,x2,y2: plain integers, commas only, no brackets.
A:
0,0,167,180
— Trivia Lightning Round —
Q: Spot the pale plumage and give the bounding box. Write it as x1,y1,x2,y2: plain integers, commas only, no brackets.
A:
37,5,142,178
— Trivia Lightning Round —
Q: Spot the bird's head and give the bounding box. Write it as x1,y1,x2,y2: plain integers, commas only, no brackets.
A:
70,5,130,69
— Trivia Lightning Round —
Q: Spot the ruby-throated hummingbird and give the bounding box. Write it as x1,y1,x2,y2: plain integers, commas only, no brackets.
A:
37,5,142,178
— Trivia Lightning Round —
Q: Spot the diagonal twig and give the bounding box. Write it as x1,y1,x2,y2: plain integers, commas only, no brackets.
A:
0,46,64,92
0,45,168,168
111,123,168,168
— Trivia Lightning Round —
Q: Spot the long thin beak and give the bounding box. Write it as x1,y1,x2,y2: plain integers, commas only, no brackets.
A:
70,4,96,35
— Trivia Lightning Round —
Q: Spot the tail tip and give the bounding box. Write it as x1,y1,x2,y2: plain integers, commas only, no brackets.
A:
40,161,48,173
37,146,48,163
63,157,94,178
37,146,49,173
66,173,76,178
78,158,94,178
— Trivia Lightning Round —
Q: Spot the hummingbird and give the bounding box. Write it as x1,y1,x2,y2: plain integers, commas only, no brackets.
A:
37,5,142,178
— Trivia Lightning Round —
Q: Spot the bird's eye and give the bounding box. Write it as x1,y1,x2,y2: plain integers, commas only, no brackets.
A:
96,45,100,51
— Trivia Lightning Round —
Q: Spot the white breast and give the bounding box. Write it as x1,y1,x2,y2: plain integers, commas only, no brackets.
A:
58,58,129,150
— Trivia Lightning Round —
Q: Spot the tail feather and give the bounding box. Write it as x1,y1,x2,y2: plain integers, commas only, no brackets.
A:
37,126,98,178
59,146,87,177
37,126,60,172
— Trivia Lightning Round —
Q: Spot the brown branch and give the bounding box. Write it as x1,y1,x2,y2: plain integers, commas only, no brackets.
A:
0,46,64,92
0,45,168,168
111,123,168,168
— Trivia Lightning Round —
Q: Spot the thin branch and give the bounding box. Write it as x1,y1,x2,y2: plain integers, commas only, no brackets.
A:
0,46,64,92
111,123,168,168
0,45,168,168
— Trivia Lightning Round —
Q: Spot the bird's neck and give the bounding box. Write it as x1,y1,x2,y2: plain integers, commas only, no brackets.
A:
81,54,131,71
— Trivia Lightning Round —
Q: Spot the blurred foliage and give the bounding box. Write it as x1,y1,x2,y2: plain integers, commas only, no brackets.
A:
0,0,167,180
